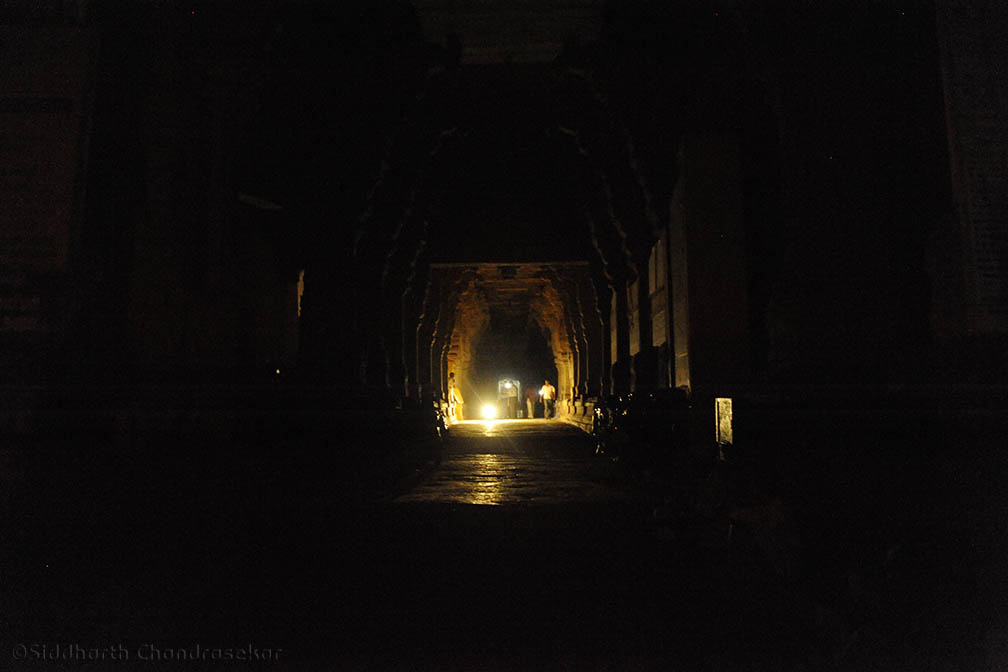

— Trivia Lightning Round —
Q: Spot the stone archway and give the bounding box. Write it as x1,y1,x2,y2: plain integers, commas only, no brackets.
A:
425,262,600,411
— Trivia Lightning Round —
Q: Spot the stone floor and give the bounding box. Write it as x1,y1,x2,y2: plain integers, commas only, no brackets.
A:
3,415,1002,671
394,419,635,505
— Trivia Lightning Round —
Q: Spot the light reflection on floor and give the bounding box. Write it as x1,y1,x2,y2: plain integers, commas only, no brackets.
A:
394,419,632,505
468,453,504,505
454,418,533,433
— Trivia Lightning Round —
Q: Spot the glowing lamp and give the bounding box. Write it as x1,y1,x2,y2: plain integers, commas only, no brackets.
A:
481,404,498,420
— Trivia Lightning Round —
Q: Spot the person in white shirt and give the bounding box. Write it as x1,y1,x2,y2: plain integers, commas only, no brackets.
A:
539,379,556,419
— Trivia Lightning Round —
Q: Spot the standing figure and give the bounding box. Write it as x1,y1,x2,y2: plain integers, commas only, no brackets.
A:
539,379,556,420
524,383,537,419
448,372,464,422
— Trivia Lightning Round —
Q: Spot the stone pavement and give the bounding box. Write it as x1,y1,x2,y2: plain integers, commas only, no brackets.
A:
5,413,997,671
394,419,636,505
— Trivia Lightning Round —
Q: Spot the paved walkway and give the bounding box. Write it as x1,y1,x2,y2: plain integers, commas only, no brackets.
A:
395,419,636,505
4,417,823,671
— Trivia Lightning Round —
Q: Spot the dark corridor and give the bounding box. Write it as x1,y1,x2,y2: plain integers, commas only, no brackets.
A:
3,2,1008,670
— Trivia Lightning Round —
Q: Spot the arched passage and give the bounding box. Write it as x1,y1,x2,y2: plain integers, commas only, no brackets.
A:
134,1,779,410
426,262,598,413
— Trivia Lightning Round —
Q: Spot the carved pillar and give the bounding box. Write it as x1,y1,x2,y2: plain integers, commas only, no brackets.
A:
414,269,438,400
574,279,590,398
594,280,611,397
630,244,658,392
587,257,613,397
610,276,631,395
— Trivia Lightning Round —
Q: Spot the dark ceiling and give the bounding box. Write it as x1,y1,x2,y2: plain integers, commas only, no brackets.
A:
415,0,605,64
428,64,584,264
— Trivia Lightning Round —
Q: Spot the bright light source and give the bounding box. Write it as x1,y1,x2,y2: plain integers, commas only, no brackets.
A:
481,404,498,419
504,381,512,389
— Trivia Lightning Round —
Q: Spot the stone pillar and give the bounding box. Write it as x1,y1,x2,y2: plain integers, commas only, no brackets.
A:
363,296,386,389
646,233,673,388
935,0,1008,336
576,280,588,396
430,331,447,399
402,292,415,398
610,278,631,395
384,305,403,395
561,278,583,400
415,321,430,399
668,133,749,393
414,277,435,400
591,296,609,397
630,246,658,392
592,273,613,397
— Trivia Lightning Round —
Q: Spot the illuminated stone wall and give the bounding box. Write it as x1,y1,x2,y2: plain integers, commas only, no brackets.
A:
423,263,596,408
531,282,574,401
447,277,490,407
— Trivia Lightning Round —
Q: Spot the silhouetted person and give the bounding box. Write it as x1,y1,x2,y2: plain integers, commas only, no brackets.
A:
524,384,537,419
539,379,556,419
